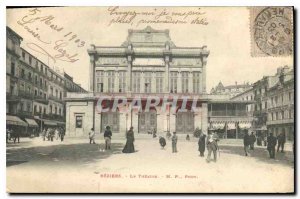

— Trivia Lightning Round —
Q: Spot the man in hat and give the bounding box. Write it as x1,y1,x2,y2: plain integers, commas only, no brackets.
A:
267,132,277,159
104,126,112,150
244,131,251,156
171,132,178,153
277,132,286,153
206,131,219,163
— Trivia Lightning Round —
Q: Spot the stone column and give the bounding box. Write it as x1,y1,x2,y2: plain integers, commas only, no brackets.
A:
151,72,155,93
127,55,132,92
201,56,208,93
164,56,170,93
178,71,182,93
140,72,145,93
89,45,96,92
114,71,119,93
188,71,193,93
201,102,208,133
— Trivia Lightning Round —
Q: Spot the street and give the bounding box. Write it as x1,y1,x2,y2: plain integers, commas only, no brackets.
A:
6,134,294,193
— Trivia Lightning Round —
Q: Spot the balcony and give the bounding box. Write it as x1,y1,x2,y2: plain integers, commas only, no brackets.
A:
18,90,34,99
266,118,294,125
209,110,251,117
48,95,64,104
34,95,48,105
43,113,65,121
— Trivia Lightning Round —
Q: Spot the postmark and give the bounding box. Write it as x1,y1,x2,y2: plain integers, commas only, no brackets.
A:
250,7,293,57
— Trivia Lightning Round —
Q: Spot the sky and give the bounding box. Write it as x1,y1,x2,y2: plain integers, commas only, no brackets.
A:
6,7,293,91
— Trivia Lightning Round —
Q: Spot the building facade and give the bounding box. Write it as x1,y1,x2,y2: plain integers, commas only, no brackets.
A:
231,65,294,141
6,26,86,135
266,67,294,140
65,26,253,137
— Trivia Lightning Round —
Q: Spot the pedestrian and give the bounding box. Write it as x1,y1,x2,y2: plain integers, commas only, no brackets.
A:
206,131,219,163
257,135,262,146
50,128,55,142
249,132,256,150
159,136,166,149
46,128,51,141
11,129,20,144
55,128,60,140
186,134,190,141
104,126,112,150
171,132,178,153
60,127,65,142
42,128,47,141
89,128,96,144
244,131,250,156
6,128,11,143
198,131,206,157
277,132,286,153
122,127,135,153
152,128,157,138
193,127,201,138
267,132,277,159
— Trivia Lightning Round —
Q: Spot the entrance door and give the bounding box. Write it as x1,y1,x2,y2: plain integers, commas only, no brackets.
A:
101,111,120,133
176,111,194,133
139,109,157,133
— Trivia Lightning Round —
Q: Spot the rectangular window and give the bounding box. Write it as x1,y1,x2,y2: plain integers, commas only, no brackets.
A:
193,72,201,93
275,112,278,120
96,71,104,93
289,92,292,101
28,72,32,81
21,69,25,78
76,116,83,128
181,72,189,93
29,56,32,65
281,111,284,119
265,101,267,109
289,110,292,118
22,52,25,59
156,72,163,93
107,71,115,93
170,72,178,93
11,62,15,76
132,72,141,93
118,71,126,93
144,72,152,93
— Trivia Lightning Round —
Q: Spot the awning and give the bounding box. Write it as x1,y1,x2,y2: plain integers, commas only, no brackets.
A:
43,120,57,126
210,122,225,130
6,115,28,127
25,118,39,127
239,122,251,129
227,123,236,130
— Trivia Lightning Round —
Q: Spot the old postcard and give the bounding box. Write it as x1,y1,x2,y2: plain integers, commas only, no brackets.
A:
6,6,294,193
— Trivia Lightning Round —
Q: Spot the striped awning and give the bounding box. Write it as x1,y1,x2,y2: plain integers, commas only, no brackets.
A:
6,115,28,127
239,122,251,129
227,123,236,130
210,122,225,130
25,118,39,127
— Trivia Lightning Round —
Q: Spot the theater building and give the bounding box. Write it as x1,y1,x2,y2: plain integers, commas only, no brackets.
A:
65,26,253,137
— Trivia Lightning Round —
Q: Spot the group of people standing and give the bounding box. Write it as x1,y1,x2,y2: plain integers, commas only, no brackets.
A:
6,128,20,144
243,131,286,159
41,127,65,142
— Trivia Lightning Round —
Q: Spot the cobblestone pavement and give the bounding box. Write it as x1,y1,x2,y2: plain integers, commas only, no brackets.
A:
6,135,294,193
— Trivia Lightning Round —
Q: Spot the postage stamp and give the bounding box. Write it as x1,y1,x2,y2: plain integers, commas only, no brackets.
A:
250,7,293,57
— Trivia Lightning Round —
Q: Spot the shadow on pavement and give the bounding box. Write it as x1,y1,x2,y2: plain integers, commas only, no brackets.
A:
219,144,294,168
7,142,124,168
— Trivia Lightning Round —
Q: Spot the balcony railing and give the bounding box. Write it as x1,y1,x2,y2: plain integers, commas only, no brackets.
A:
209,110,250,117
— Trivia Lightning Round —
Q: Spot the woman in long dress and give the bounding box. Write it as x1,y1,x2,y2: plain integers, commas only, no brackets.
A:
122,127,135,153
198,130,206,157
